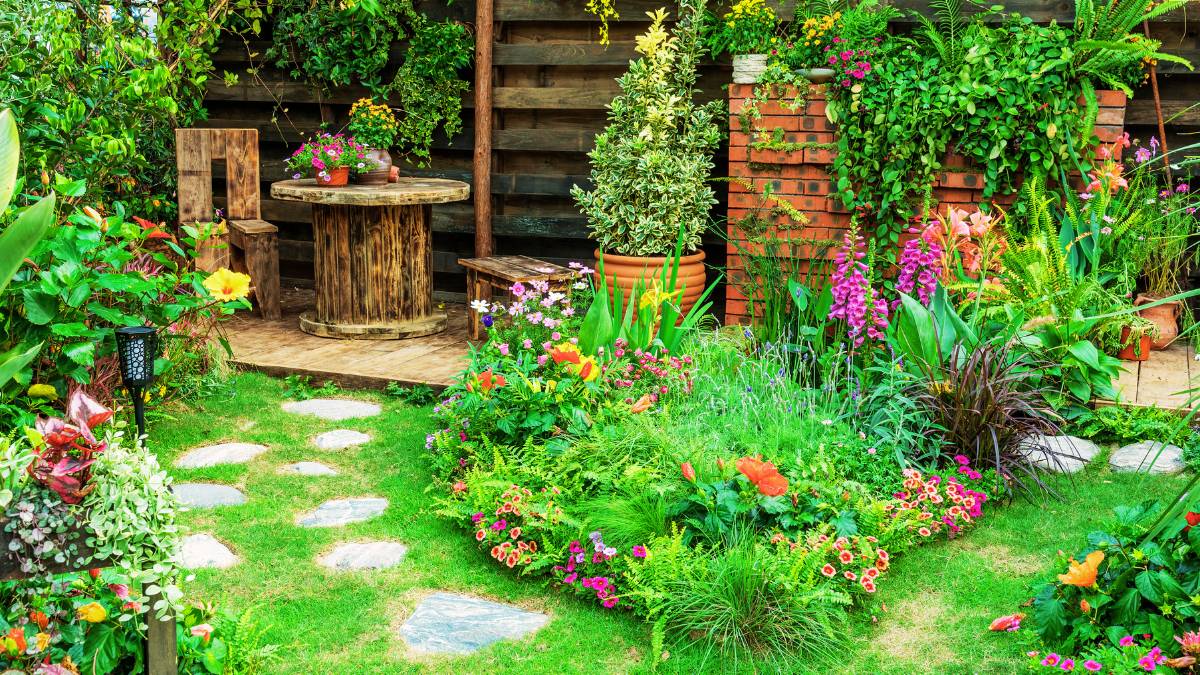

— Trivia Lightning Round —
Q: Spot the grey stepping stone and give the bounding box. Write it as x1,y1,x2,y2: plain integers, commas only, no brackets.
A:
180,534,238,569
281,461,339,476
1021,434,1101,473
175,442,268,469
1110,440,1185,474
318,541,409,571
296,497,387,527
314,429,371,451
399,592,549,655
175,483,246,508
281,398,381,421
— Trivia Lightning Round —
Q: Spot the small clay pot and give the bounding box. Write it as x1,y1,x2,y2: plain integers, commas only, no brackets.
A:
1135,294,1181,349
316,166,349,187
1118,326,1152,362
594,249,707,316
388,165,400,183
355,148,392,185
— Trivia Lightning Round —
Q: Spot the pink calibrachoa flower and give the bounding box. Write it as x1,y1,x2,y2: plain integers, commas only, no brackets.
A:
1120,635,1136,647
631,545,647,558
1083,661,1103,672
1060,658,1075,671
1043,653,1061,667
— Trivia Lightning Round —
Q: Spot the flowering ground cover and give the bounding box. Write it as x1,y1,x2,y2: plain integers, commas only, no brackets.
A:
145,372,1183,673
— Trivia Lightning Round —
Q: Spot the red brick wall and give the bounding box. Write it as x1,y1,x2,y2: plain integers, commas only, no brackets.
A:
725,83,1128,324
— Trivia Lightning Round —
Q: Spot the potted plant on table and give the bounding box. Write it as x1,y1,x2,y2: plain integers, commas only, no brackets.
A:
348,98,399,185
705,0,779,83
572,0,722,315
285,133,373,187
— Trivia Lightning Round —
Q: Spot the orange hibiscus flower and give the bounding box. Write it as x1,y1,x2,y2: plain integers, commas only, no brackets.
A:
735,456,789,497
1058,550,1104,587
467,369,506,393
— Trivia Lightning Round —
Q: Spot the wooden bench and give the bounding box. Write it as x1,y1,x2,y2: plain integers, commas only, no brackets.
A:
457,256,575,340
176,128,281,320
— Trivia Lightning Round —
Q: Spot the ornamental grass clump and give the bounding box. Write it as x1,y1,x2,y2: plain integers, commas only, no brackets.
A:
571,0,722,256
907,339,1064,497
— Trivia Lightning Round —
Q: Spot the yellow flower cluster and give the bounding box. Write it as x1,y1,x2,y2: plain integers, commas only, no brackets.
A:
349,98,398,135
724,0,774,26
801,12,841,47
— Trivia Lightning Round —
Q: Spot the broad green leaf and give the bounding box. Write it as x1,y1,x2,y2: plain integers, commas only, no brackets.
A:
0,193,56,296
0,109,17,209
0,342,41,388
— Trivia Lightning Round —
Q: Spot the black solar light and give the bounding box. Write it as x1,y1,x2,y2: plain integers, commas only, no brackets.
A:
115,326,159,442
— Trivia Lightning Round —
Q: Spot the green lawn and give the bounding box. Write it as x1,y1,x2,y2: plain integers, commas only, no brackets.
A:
154,372,1181,674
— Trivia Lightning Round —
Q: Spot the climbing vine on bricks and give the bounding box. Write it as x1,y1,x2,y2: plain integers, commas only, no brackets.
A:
827,13,1143,249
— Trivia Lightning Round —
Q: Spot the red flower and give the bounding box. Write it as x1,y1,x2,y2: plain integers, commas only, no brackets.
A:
681,462,696,483
88,568,101,579
1185,512,1200,533
5,627,25,653
988,613,1024,632
29,611,48,630
735,456,789,497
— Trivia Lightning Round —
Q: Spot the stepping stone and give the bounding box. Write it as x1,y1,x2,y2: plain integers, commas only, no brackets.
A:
1110,441,1185,474
175,442,268,469
399,592,549,655
179,534,238,569
174,483,246,508
318,541,409,571
281,461,339,476
1021,434,1101,474
281,399,381,421
296,497,387,528
314,429,371,451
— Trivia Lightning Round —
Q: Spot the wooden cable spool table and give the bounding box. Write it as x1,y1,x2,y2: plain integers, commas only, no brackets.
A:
271,178,470,339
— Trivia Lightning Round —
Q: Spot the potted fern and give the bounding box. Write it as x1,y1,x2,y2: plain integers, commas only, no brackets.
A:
572,0,722,315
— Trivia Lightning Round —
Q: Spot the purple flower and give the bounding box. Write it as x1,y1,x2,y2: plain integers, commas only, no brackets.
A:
471,512,484,523
491,519,507,531
511,282,526,296
1135,147,1152,163
482,314,494,328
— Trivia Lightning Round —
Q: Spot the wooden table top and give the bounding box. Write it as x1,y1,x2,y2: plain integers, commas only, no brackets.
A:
270,177,470,206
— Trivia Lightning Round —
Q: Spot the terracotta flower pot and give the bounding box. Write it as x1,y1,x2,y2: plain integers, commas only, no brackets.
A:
1118,326,1152,362
317,166,349,187
594,249,707,317
1135,294,1181,350
388,165,401,183
354,148,392,186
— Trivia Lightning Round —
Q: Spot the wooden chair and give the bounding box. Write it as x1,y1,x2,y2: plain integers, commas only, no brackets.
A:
175,128,281,320
457,255,575,340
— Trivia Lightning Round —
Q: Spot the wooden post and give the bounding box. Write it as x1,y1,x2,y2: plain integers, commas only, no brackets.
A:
473,0,495,258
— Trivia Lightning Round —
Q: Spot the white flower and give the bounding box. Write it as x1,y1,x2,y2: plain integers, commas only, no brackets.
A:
470,299,491,313
573,281,588,290
821,419,833,426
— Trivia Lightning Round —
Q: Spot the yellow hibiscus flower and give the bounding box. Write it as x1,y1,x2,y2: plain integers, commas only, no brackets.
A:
76,602,107,623
203,268,252,302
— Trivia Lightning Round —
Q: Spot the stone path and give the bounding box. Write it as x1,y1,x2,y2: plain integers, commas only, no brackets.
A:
180,534,238,569
175,442,268,469
296,497,388,528
1110,440,1185,474
318,541,408,571
281,398,381,421
177,396,553,655
398,592,549,655
281,461,339,476
1021,434,1101,474
175,483,246,508
314,429,371,451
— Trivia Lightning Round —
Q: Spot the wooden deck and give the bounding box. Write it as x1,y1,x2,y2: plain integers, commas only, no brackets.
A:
1108,343,1199,411
225,288,471,389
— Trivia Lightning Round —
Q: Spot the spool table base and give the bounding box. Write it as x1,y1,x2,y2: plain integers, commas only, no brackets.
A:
299,310,448,340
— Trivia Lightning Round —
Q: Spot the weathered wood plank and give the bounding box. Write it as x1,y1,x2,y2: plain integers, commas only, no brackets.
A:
495,42,639,66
